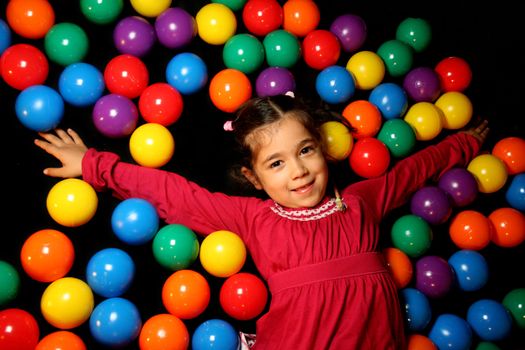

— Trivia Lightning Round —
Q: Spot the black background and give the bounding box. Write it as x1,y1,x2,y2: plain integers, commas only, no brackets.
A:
1,0,524,349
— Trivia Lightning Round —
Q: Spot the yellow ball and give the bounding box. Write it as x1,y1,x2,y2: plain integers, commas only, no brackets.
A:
41,277,94,329
434,91,473,129
404,102,443,141
129,123,175,168
130,0,172,17
345,51,385,90
196,3,237,45
467,154,508,193
320,121,354,161
46,178,98,227
199,230,246,277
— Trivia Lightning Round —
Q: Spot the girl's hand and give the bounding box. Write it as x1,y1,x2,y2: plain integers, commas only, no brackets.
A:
34,128,88,178
463,119,490,144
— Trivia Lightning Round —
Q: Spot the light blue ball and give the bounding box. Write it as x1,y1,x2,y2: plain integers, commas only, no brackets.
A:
0,19,11,55
315,65,355,105
467,299,513,341
192,319,239,350
505,173,525,211
166,52,208,95
15,85,64,132
59,62,105,107
86,248,135,298
111,198,159,245
369,82,408,119
448,249,489,292
429,313,472,350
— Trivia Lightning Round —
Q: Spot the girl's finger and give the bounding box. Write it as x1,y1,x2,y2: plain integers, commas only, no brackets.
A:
67,129,85,146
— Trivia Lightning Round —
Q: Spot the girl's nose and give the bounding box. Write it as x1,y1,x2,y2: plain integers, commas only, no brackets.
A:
291,160,308,179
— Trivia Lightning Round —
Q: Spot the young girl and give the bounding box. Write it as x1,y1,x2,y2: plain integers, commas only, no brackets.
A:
35,94,488,349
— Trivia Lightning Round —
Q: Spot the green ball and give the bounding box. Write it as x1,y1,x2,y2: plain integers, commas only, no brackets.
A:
212,0,247,11
475,342,502,350
377,119,416,158
223,33,265,74
396,17,432,53
80,0,124,25
390,214,432,258
502,288,525,328
152,224,200,271
376,39,414,77
44,23,89,66
0,260,20,307
263,29,301,68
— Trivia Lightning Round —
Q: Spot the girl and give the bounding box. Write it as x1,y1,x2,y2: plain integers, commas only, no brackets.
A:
35,95,488,349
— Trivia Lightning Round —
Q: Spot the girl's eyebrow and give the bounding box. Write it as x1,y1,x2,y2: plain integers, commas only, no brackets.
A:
262,138,315,163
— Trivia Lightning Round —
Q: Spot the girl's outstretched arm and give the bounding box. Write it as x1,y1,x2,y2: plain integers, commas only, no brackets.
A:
34,128,88,178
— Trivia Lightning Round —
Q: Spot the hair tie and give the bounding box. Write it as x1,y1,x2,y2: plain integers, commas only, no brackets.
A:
223,120,234,131
285,90,295,98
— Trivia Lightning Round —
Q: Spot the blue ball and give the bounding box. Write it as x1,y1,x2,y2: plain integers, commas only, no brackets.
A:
89,297,142,348
467,299,513,341
429,314,473,350
315,65,355,104
111,198,159,245
86,248,135,298
192,319,239,350
59,62,105,107
368,82,408,119
505,173,525,211
448,250,489,292
399,287,432,331
0,19,11,55
15,85,64,132
166,52,208,95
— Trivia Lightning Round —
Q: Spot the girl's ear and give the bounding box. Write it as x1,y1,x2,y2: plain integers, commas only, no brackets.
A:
241,166,263,190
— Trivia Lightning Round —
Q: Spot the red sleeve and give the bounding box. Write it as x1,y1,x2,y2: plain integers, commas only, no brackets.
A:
344,133,481,222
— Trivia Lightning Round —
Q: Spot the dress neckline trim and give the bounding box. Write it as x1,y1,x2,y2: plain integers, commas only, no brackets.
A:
270,197,342,221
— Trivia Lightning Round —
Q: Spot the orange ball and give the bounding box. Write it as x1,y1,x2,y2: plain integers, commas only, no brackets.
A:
407,334,437,350
382,247,413,289
488,207,525,248
492,136,525,175
36,331,86,350
162,270,210,319
448,210,491,250
6,0,55,39
342,100,382,139
139,314,189,350
282,0,320,37
209,68,252,113
20,229,75,283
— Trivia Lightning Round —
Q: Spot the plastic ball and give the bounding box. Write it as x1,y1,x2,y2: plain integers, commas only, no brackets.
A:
382,247,413,289
467,299,513,341
434,56,472,92
502,288,525,329
315,65,355,104
191,319,239,350
320,121,354,161
396,17,432,52
329,13,367,53
400,287,432,331
44,22,89,66
492,136,525,175
407,334,437,350
302,29,341,70
505,173,525,211
475,342,502,350
6,0,55,39
20,229,75,283
255,66,296,97
223,33,265,74
59,62,105,107
410,185,452,225
36,331,87,350
448,210,491,250
369,82,408,120
104,54,149,99
0,19,11,55
345,51,385,90
0,308,40,350
209,68,252,113
467,154,508,193
196,3,237,45
403,66,441,102
438,167,479,207
139,313,189,350
113,16,156,57
212,0,247,11
415,255,454,299
166,52,208,95
86,248,135,298
0,260,20,307
448,250,489,292
404,101,443,141
80,0,123,25
111,198,159,245
89,297,142,347
162,269,210,319
41,277,94,329
1,43,49,90
282,0,320,37
152,224,200,271
219,272,268,320
155,7,196,49
349,137,391,178
242,0,283,37
130,0,172,18
376,39,414,77
129,123,175,168
138,82,183,126
390,214,433,258
377,119,416,158
342,100,382,139
15,85,64,132
488,207,525,248
434,91,473,129
428,314,472,350
263,29,302,68
200,230,247,278
92,93,138,138
46,178,98,227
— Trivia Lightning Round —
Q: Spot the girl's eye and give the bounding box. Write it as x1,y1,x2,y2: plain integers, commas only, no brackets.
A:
300,146,314,155
270,160,282,168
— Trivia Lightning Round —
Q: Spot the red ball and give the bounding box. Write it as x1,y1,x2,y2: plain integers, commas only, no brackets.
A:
0,43,49,90
242,0,283,37
0,308,40,350
139,83,184,126
104,54,149,99
349,137,391,178
302,29,341,70
434,56,472,92
219,272,268,321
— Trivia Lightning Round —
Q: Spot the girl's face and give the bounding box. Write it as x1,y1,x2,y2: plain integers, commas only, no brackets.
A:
242,116,329,208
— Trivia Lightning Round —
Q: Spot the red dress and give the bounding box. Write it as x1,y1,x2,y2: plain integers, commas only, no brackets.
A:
83,133,480,349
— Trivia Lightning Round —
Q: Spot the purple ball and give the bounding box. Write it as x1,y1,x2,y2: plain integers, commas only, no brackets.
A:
410,186,452,225
113,16,156,57
415,255,454,298
155,7,196,49
330,14,367,52
92,94,139,138
438,167,479,207
403,66,441,102
255,67,296,97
